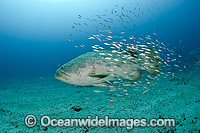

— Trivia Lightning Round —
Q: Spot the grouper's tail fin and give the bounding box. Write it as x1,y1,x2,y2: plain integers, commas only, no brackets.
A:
143,47,161,75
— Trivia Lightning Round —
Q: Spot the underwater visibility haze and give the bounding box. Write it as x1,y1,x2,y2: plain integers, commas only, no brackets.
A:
0,0,200,132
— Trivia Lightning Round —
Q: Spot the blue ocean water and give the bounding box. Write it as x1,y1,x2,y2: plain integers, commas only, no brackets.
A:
0,0,200,132
0,0,199,78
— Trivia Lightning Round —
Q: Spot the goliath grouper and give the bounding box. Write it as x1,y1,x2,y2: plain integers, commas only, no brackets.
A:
55,48,161,87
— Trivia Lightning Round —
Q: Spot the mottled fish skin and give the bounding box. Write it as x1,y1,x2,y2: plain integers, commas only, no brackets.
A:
61,51,107,74
55,49,160,86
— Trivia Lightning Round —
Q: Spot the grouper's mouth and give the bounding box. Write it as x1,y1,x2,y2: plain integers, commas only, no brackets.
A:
55,73,71,81
55,73,62,79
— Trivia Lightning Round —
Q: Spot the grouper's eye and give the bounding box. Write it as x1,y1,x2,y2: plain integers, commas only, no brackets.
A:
61,66,64,70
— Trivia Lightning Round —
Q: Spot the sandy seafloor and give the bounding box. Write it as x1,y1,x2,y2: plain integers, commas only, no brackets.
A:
0,69,199,132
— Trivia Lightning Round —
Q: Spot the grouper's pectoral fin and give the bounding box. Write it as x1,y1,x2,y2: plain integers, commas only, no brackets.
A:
92,83,108,87
89,73,110,79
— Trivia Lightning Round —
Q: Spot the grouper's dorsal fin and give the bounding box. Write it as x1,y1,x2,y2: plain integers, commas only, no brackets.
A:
89,73,109,79
124,48,140,58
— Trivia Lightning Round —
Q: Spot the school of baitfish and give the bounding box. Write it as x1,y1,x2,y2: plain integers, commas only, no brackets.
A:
55,3,183,89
